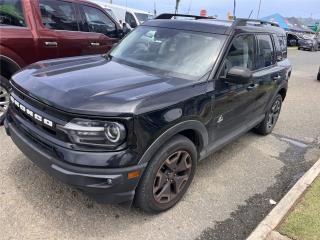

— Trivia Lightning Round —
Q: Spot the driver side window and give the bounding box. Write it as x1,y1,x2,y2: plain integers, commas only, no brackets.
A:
221,34,255,77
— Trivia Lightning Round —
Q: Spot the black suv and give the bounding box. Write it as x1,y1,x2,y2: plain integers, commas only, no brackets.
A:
4,14,291,213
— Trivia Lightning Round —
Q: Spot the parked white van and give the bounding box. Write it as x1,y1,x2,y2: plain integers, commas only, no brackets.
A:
90,1,153,28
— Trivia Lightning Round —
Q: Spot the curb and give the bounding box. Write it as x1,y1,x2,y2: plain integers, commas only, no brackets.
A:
247,157,320,240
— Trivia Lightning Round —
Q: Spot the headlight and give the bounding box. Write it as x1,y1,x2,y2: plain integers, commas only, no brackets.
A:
59,119,126,147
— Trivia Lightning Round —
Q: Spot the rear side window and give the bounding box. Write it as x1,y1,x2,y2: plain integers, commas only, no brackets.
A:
125,11,137,28
81,5,117,38
256,34,275,69
0,0,25,27
39,0,78,31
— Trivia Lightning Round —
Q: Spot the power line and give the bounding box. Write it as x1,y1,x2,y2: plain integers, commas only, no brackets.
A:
257,0,262,19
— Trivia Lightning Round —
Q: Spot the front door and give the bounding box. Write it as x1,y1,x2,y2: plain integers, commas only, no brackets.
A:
209,34,259,144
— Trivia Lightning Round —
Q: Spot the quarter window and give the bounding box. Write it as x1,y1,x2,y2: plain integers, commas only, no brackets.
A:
39,0,78,31
273,34,283,62
256,34,275,68
279,35,287,58
221,34,255,77
0,0,25,27
81,5,117,38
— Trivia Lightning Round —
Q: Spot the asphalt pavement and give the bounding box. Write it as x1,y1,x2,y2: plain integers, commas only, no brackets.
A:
0,49,320,240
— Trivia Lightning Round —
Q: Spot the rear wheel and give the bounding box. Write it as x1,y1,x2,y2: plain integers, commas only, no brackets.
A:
254,94,282,135
0,76,10,125
135,135,197,213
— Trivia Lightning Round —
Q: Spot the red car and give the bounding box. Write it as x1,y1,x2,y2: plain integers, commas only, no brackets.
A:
0,0,123,123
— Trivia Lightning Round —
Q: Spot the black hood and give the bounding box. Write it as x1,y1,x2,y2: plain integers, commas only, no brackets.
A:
12,55,197,116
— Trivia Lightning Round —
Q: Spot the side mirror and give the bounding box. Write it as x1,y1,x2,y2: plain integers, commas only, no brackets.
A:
130,21,137,28
122,23,132,35
225,66,253,85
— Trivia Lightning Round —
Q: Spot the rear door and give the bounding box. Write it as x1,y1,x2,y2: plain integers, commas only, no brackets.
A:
252,34,283,117
78,4,119,55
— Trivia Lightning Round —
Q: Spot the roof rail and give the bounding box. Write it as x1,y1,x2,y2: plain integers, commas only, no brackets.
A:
155,13,215,20
235,18,280,27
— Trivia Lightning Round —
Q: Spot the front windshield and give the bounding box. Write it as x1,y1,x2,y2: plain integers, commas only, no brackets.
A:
135,12,153,23
110,26,226,80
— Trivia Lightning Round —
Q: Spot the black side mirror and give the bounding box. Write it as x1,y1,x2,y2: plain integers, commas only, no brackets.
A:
130,21,137,28
122,23,132,35
225,66,253,85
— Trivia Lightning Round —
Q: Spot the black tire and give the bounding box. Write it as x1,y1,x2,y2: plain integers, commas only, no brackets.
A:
254,94,283,136
0,75,11,125
135,135,197,213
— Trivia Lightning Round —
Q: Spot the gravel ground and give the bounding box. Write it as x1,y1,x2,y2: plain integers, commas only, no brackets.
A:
0,49,320,240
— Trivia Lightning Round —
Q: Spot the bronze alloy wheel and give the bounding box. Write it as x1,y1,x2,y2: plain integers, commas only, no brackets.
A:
267,98,282,130
152,150,192,204
0,85,9,119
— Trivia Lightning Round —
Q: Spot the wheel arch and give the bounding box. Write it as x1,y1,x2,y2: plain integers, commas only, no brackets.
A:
278,88,287,101
138,120,209,165
0,55,21,80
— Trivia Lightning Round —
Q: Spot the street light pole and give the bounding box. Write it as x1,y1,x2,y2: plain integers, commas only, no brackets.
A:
233,0,236,19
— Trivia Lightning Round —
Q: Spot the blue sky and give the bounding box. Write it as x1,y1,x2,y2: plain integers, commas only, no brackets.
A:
109,0,320,19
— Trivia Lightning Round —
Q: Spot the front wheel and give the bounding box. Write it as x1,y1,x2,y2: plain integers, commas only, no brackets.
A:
254,94,283,135
0,76,10,125
135,135,197,213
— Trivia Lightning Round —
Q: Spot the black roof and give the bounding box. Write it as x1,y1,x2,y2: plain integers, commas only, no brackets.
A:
142,14,286,36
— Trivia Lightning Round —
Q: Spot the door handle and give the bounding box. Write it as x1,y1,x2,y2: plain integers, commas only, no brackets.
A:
90,42,100,46
247,83,258,91
273,75,282,81
44,41,58,47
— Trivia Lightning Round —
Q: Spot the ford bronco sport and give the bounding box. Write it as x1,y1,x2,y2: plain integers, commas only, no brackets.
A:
5,14,291,213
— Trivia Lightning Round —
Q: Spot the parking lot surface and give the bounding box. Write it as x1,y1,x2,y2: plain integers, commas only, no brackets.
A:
1,49,320,240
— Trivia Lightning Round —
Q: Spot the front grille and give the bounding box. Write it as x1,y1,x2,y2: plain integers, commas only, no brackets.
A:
10,85,71,144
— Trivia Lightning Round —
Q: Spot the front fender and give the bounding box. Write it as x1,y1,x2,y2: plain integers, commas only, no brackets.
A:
138,120,208,164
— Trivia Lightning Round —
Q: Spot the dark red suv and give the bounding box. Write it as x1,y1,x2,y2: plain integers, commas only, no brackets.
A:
0,0,123,123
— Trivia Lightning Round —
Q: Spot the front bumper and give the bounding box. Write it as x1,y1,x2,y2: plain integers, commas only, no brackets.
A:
4,119,147,204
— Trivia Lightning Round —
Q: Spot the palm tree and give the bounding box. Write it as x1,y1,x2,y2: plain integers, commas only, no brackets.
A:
175,0,180,14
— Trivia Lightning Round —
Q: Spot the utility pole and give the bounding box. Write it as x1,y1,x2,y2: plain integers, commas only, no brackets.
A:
257,0,262,19
154,0,157,16
187,0,192,14
233,0,236,19
175,0,180,14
